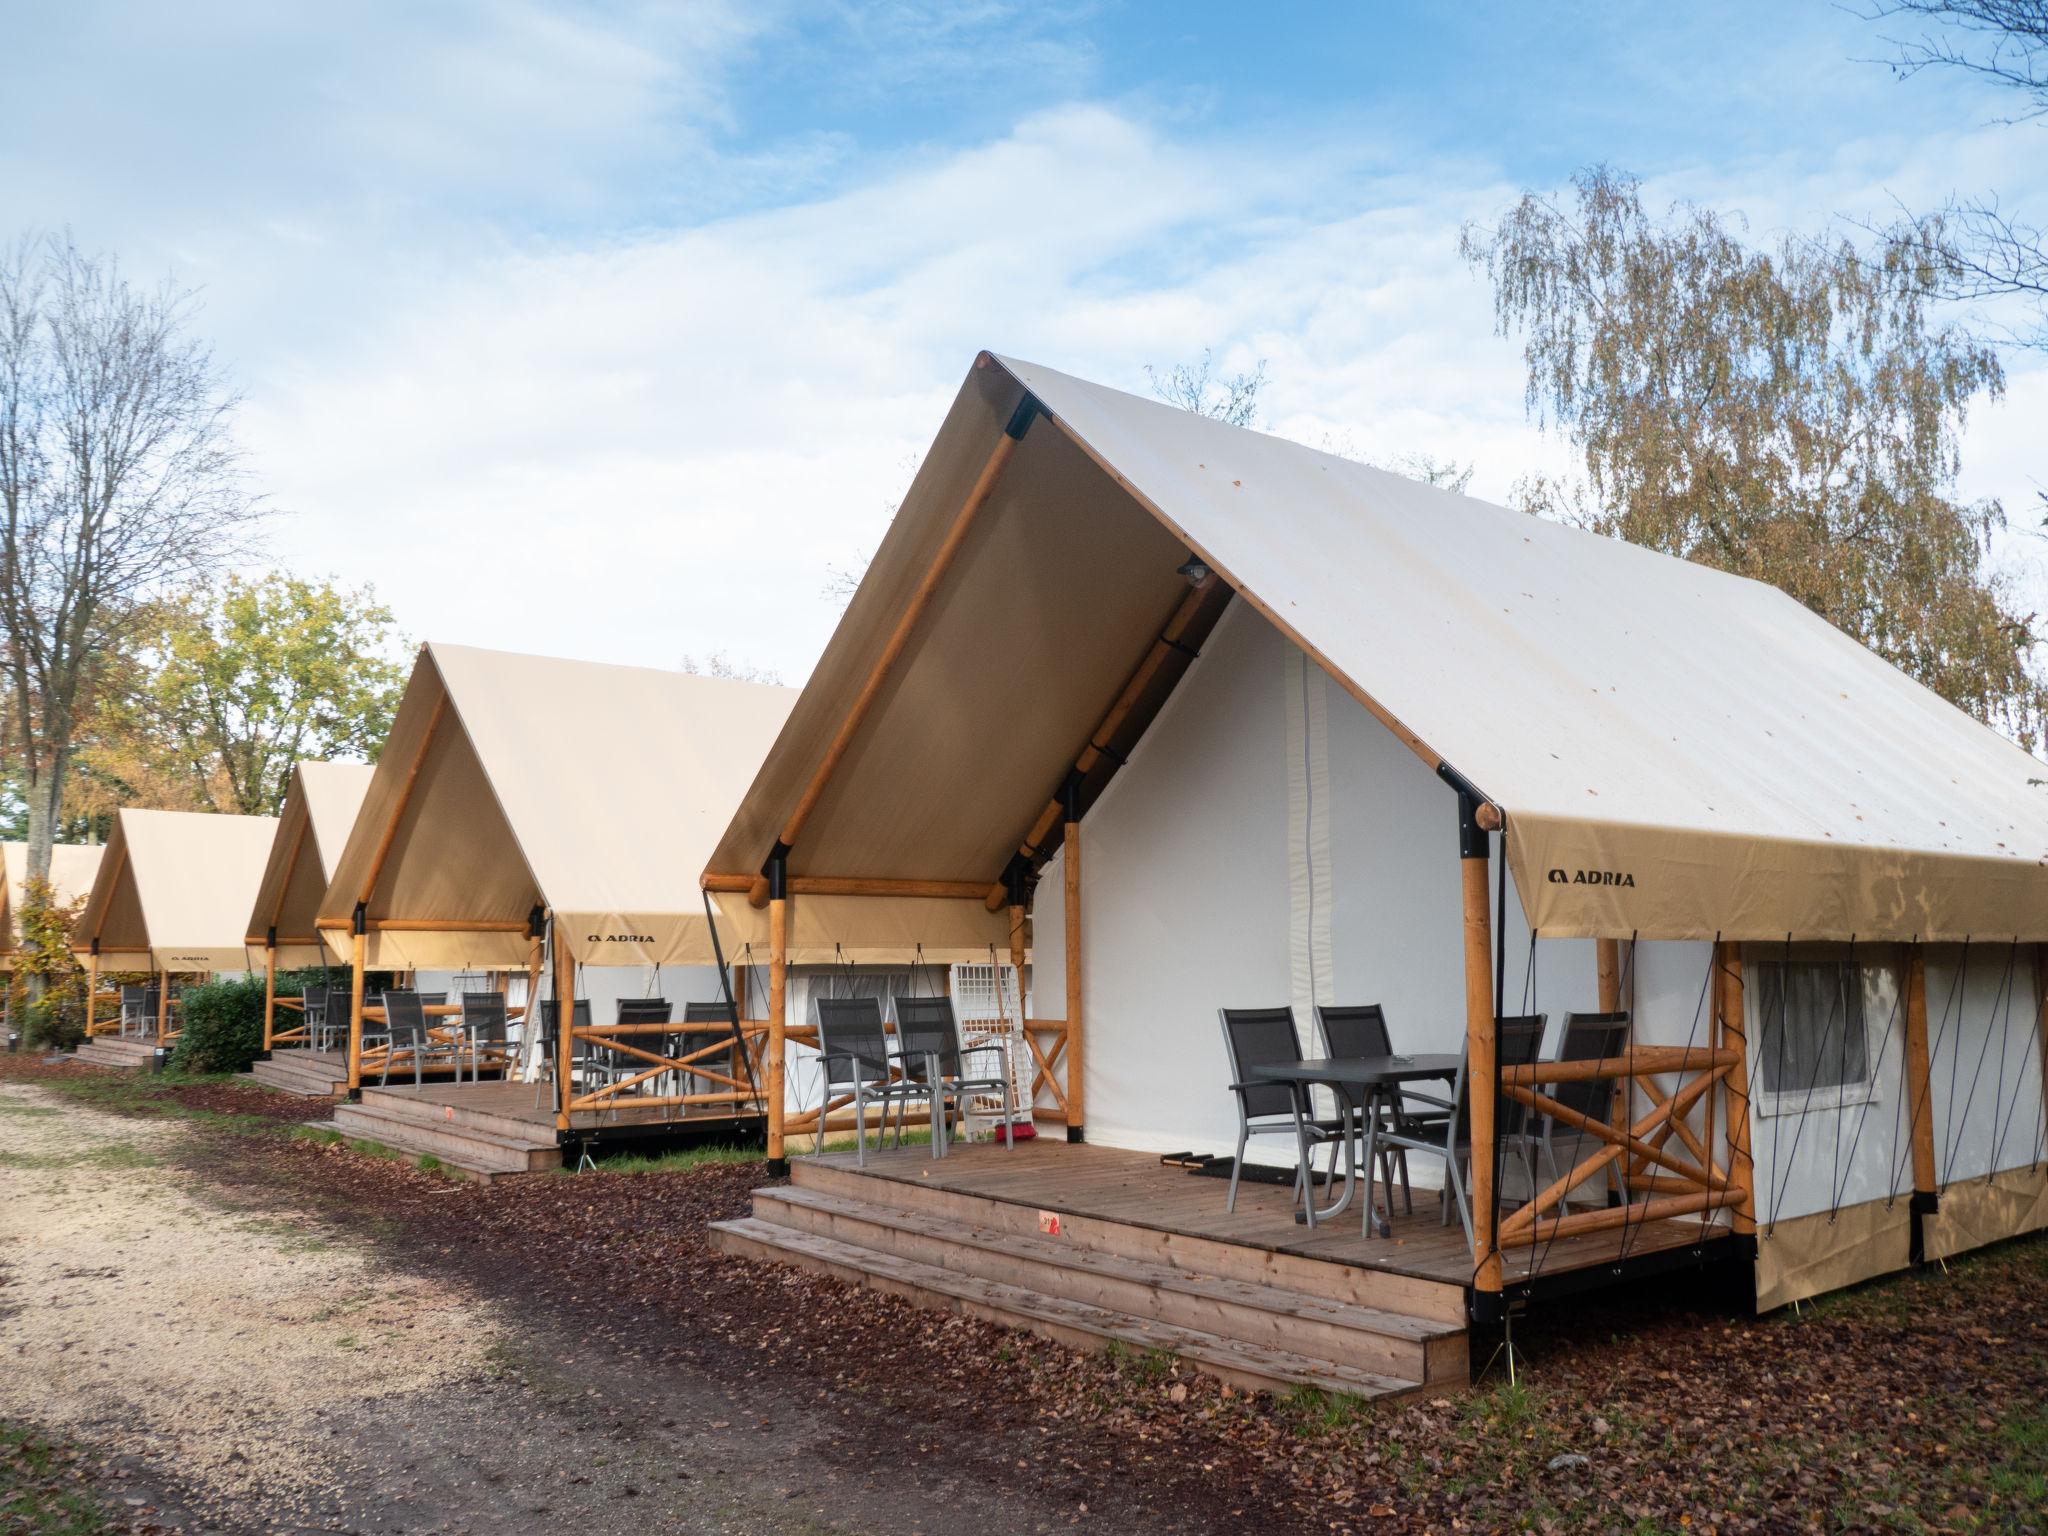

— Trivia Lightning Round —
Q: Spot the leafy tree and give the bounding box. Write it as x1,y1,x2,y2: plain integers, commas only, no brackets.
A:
0,233,263,882
95,574,407,816
8,874,87,1049
1462,167,2046,752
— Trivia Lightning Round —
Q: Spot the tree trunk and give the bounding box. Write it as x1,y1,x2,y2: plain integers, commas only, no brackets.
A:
24,737,68,883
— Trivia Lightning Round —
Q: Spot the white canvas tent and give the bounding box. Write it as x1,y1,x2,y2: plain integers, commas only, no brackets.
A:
0,842,104,971
314,642,798,1112
72,807,279,1041
243,760,376,1049
705,351,2048,1311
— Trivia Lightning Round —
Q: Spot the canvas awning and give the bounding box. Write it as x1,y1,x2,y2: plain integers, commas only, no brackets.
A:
243,761,376,968
0,842,105,971
73,809,280,972
706,352,2048,945
315,643,801,969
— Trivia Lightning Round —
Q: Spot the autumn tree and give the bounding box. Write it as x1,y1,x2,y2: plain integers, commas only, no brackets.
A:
1461,167,2046,752
96,574,406,816
0,234,263,879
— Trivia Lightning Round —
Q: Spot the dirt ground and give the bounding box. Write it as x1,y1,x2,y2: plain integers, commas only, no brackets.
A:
3,1057,2046,1535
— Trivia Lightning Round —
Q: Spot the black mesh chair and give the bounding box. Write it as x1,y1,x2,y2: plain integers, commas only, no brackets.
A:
365,990,438,1086
1216,1006,1349,1215
892,995,1014,1157
1543,1011,1632,1207
615,996,675,1096
296,986,326,1050
1313,1002,1421,1214
459,991,511,1082
682,1000,751,1107
815,997,925,1167
534,998,594,1108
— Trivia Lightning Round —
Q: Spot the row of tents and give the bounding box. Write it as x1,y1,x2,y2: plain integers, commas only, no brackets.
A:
14,351,2048,1315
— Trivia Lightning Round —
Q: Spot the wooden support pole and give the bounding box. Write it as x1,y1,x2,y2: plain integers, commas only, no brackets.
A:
346,909,367,1092
749,398,1039,909
262,937,277,1051
1713,939,1752,1234
553,924,575,1134
1597,938,1622,1013
156,969,170,1046
1502,1188,1739,1249
1458,801,1501,1296
767,889,789,1166
85,945,99,1038
1062,807,1084,1141
360,694,444,908
523,927,543,1075
982,580,1219,912
1008,901,1028,1133
1904,944,1938,1205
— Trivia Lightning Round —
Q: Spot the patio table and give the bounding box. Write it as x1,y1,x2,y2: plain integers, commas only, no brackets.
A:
1251,1054,1459,1236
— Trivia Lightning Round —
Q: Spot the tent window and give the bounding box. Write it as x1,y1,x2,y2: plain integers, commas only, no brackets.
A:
1751,956,1889,1116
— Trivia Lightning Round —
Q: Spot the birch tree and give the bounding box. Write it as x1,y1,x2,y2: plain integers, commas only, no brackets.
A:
0,234,263,878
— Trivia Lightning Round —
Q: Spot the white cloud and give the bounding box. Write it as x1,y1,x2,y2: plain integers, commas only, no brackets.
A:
234,94,2048,685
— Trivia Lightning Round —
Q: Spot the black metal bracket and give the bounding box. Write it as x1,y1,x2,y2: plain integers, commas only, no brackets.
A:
265,924,277,950
765,847,789,902
1911,1190,1940,1216
1005,393,1044,440
1061,769,1085,825
1003,854,1033,909
351,901,367,938
90,937,100,957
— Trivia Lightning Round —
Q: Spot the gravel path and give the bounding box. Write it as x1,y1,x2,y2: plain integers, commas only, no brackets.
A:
0,1080,1178,1535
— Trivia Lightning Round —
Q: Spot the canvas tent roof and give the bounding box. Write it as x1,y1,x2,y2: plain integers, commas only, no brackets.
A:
244,761,376,968
706,352,2048,945
316,643,799,969
0,842,105,971
74,809,279,971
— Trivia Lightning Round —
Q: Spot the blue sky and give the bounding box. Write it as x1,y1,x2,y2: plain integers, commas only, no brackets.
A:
3,1,2043,679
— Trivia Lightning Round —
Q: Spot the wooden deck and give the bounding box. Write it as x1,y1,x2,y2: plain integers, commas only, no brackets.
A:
331,1080,766,1180
807,1138,1730,1295
711,1137,1741,1396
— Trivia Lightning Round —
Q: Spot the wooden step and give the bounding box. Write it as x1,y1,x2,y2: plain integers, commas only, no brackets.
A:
792,1157,1465,1325
357,1085,550,1143
754,1186,1464,1383
709,1217,1427,1400
249,1054,346,1097
331,1101,561,1179
72,1036,160,1070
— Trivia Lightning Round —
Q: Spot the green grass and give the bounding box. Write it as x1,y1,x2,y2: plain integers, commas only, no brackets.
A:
0,1423,115,1535
588,1142,766,1175
0,1101,60,1118
288,1125,344,1146
0,1143,158,1173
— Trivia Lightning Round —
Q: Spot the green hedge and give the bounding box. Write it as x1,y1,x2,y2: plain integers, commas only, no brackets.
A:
168,977,267,1074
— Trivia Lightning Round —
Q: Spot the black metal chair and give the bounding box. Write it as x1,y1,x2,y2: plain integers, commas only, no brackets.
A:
534,998,593,1108
1313,1002,1420,1214
1216,1006,1349,1214
365,990,440,1086
458,991,511,1082
892,995,1015,1156
815,997,926,1167
614,996,675,1096
1542,1010,1632,1207
1369,1014,1547,1245
682,1000,752,1107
